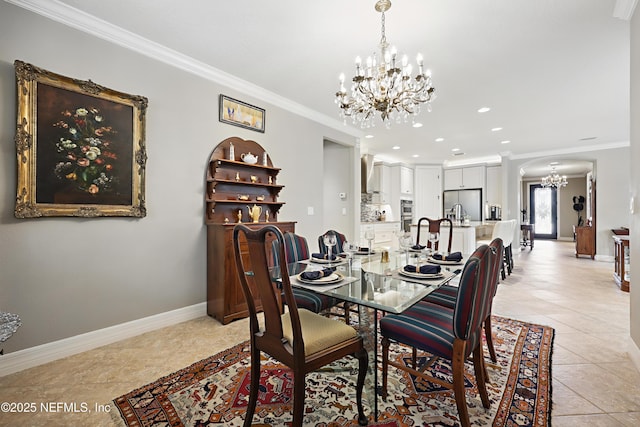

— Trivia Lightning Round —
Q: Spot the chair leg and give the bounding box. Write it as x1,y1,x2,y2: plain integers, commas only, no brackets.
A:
381,337,390,400
411,347,417,369
243,346,260,427
506,245,513,274
484,316,497,363
292,368,305,427
500,258,506,280
452,339,471,427
355,348,369,426
472,343,491,409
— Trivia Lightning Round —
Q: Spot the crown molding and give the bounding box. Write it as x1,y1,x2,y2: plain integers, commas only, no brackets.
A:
613,0,638,20
5,0,362,138
510,140,630,161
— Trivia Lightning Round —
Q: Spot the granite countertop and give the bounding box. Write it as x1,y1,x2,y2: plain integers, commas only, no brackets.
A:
361,220,401,224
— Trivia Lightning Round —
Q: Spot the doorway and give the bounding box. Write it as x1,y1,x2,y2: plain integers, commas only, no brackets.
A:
529,184,557,239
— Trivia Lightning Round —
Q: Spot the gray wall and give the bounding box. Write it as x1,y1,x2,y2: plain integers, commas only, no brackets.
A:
520,177,587,240
507,147,631,258
0,2,357,352
630,6,639,355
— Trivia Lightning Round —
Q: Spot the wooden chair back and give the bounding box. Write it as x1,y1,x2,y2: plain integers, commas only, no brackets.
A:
416,217,453,253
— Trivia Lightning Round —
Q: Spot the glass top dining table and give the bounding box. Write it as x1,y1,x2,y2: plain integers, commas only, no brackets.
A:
280,250,464,420
285,250,462,314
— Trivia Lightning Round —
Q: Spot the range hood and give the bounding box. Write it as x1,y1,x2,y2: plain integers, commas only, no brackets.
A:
361,154,375,193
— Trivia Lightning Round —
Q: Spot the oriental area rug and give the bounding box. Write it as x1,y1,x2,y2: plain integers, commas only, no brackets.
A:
112,315,553,427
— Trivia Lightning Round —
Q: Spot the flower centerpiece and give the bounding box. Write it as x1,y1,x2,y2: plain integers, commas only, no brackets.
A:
52,107,118,195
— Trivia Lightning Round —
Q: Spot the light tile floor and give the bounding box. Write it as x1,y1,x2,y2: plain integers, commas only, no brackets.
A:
0,240,638,426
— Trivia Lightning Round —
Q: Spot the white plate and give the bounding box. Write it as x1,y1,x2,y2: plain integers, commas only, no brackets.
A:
296,272,343,285
409,247,425,252
398,269,444,280
310,257,340,264
427,256,464,265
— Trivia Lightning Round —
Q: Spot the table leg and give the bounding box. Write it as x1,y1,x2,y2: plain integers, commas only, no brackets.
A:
357,304,378,421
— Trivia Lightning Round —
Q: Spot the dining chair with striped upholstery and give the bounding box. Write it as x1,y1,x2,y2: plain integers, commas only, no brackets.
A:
317,229,347,255
421,238,504,364
271,232,344,318
379,244,495,427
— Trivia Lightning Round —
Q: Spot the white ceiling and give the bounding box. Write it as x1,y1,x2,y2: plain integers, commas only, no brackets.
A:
21,0,633,174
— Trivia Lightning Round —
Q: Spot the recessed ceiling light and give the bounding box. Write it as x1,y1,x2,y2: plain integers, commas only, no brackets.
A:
392,146,400,150
412,122,423,128
477,107,491,113
452,152,465,157
500,140,511,144
435,137,444,142
549,161,560,166
412,154,420,158
364,134,374,139
491,127,503,132
451,148,460,152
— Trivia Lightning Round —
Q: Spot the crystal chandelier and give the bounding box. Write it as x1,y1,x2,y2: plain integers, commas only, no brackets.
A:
541,168,568,188
335,0,436,128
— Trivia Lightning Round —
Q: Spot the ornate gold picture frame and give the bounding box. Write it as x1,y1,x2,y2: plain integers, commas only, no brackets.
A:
14,60,148,218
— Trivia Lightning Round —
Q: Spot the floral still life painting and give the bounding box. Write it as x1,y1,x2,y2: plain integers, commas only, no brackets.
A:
14,60,148,218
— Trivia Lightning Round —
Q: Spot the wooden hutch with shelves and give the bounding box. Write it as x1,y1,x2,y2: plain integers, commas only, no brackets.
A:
205,137,295,324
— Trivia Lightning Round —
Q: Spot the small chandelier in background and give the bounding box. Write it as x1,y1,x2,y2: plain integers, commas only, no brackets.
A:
541,167,568,188
335,0,436,128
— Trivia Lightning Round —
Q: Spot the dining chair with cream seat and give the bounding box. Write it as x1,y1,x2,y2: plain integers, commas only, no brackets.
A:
414,217,453,253
271,232,344,317
379,244,495,427
234,224,369,427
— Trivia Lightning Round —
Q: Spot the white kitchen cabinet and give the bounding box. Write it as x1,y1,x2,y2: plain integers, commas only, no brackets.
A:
389,164,414,199
400,166,414,196
443,166,485,190
372,163,391,203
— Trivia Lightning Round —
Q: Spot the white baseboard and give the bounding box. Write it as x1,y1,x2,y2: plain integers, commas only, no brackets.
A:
0,302,206,377
630,337,640,373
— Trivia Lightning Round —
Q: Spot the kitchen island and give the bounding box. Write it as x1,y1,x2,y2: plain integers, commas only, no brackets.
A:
410,222,477,254
360,221,401,250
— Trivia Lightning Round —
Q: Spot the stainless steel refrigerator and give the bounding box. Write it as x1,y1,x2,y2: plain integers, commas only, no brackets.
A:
443,189,483,221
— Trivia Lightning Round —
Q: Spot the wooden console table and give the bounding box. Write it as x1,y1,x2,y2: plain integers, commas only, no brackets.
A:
612,235,630,292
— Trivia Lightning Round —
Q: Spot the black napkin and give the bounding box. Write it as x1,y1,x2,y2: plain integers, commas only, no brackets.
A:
432,252,463,261
411,244,426,250
312,253,336,260
357,247,369,252
404,264,441,274
300,267,336,280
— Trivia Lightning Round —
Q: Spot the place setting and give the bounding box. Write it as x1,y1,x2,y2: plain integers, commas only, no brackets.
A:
427,251,465,265
293,266,357,291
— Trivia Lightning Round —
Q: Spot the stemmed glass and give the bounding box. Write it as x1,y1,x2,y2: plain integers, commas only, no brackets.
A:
343,240,357,272
428,231,440,256
364,229,375,255
399,233,413,266
323,233,337,261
